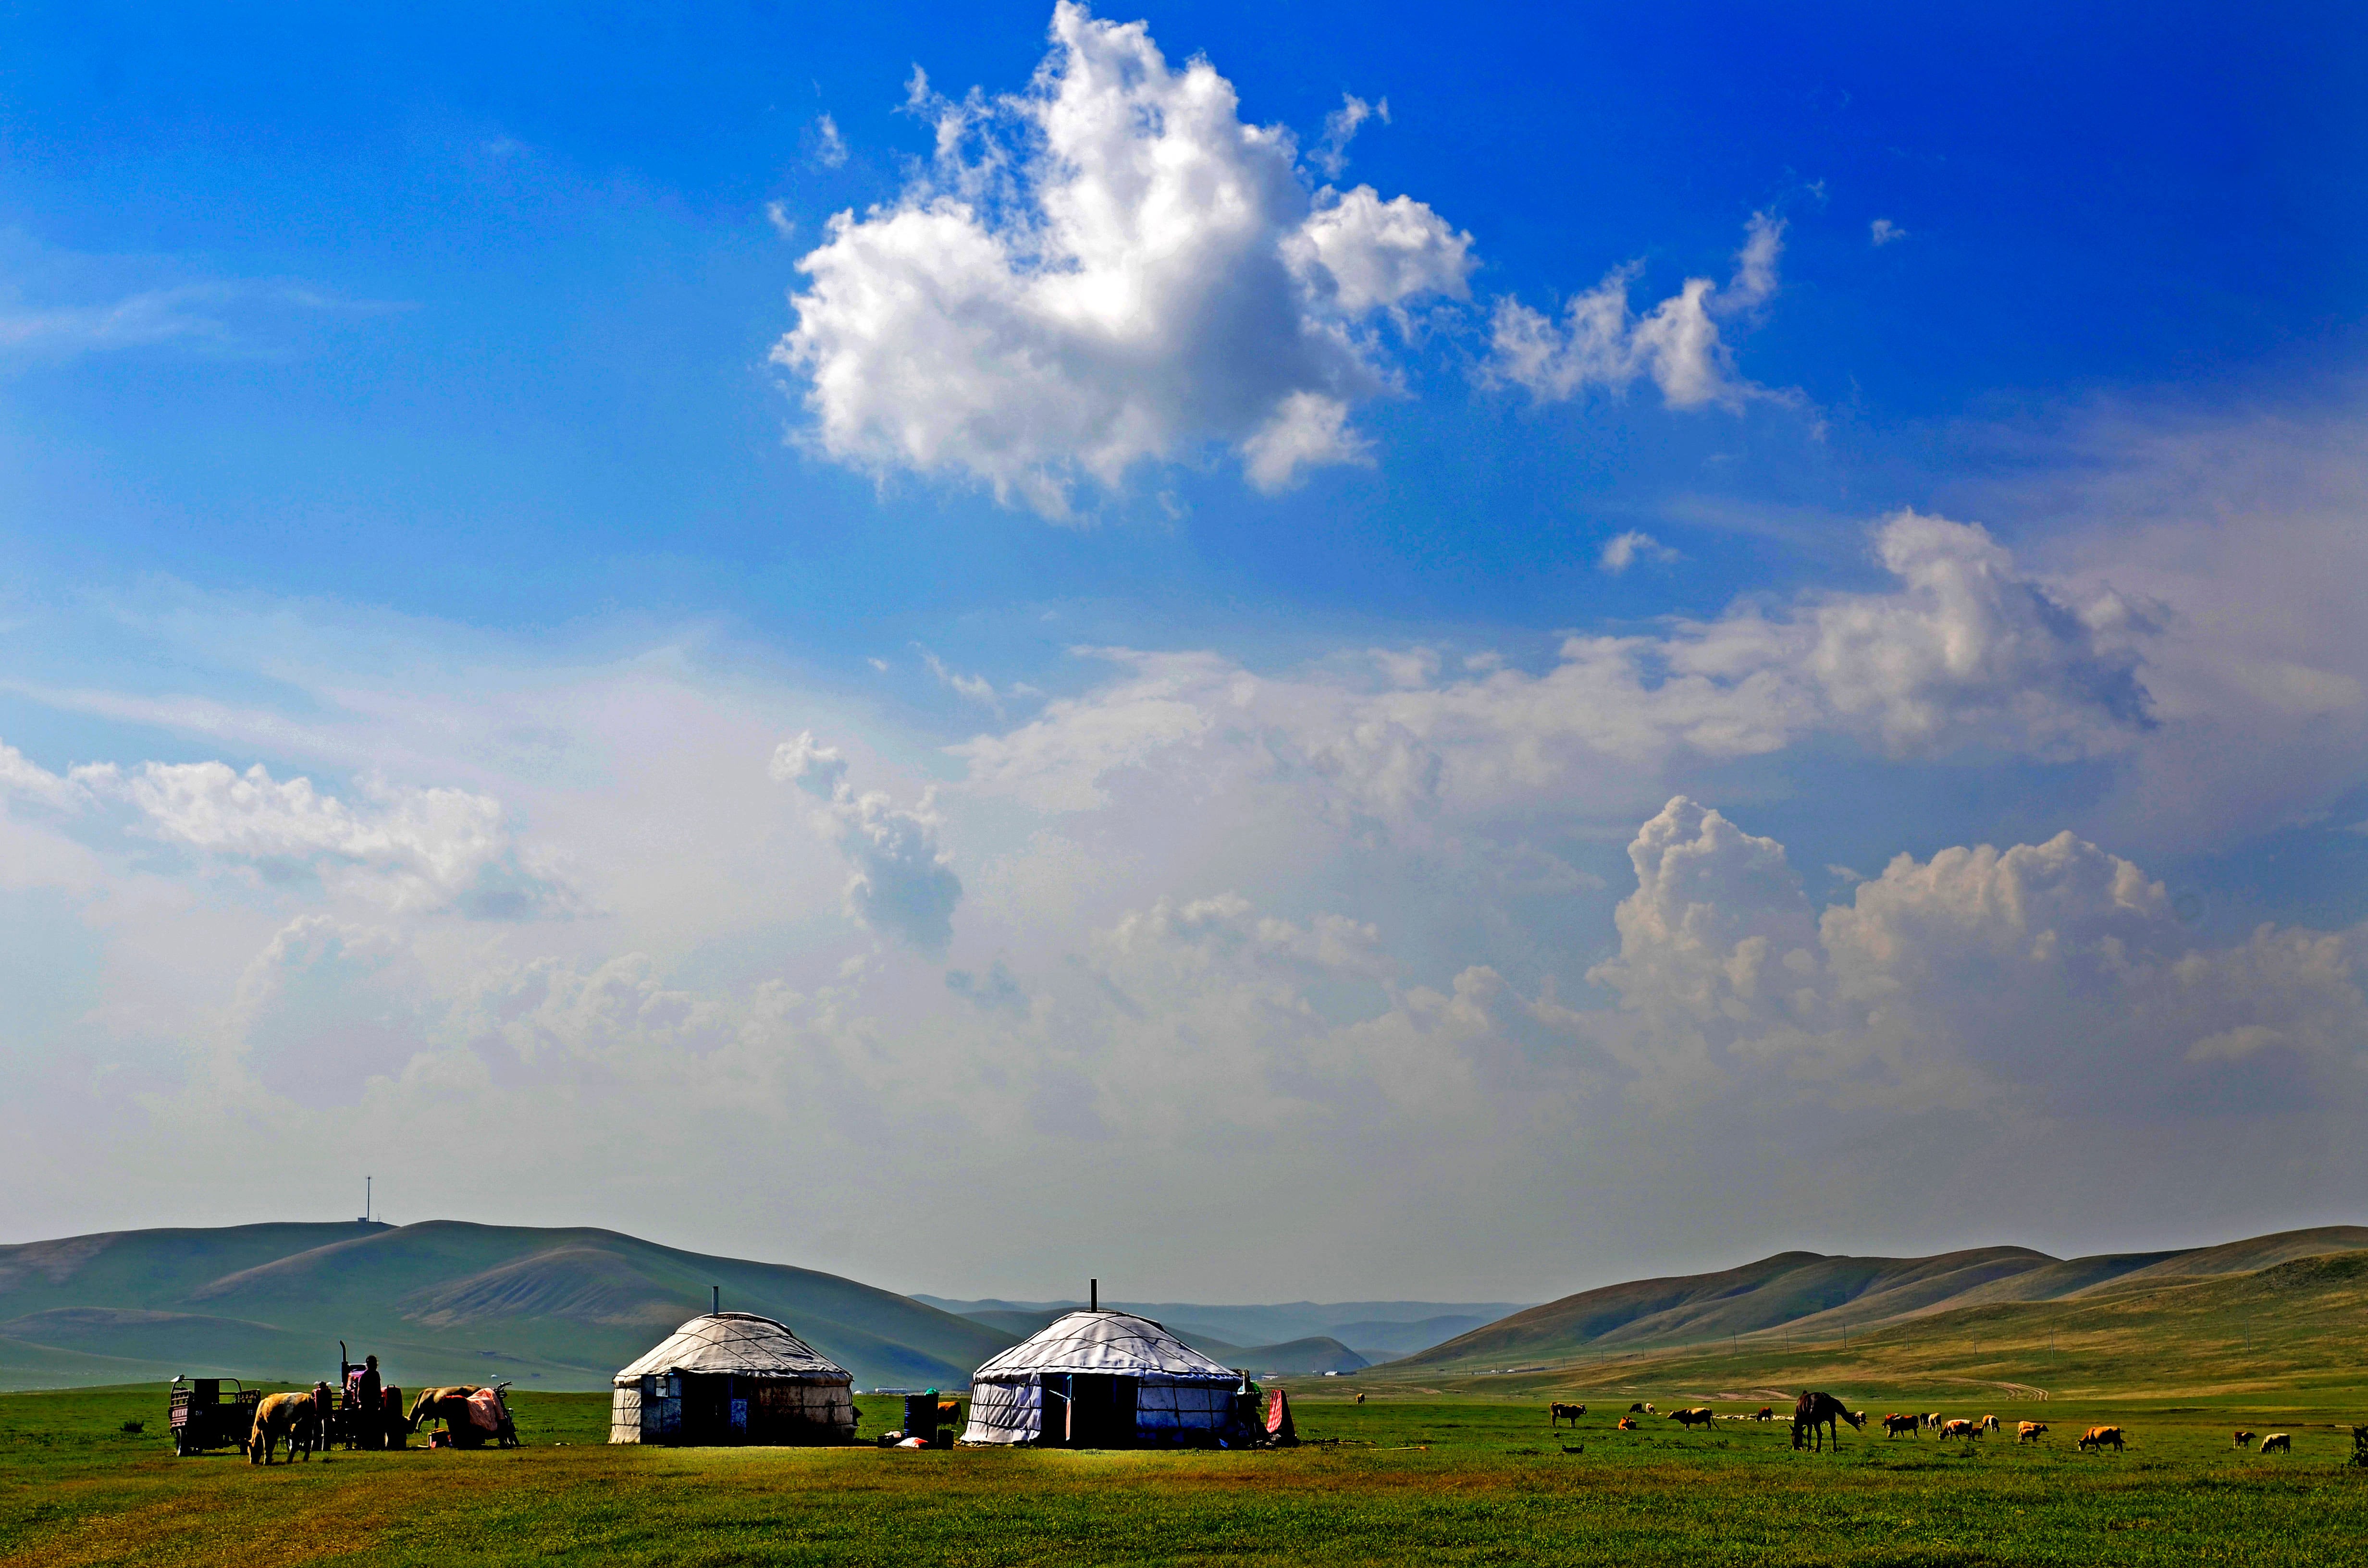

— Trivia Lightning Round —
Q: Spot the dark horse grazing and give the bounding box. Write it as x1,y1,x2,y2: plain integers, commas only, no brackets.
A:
1792,1391,1863,1452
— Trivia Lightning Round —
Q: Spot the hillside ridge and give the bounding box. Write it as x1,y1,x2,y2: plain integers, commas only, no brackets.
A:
1394,1225,2368,1372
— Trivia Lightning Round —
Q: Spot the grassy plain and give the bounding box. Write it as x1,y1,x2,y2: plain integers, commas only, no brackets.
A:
4,1382,2366,1565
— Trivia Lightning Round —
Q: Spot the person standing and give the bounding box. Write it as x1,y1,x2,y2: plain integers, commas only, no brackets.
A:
354,1355,384,1449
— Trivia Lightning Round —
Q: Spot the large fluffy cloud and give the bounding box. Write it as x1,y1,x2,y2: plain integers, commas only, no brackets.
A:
0,747,567,916
775,3,1473,514
1593,797,2368,1114
955,510,2152,822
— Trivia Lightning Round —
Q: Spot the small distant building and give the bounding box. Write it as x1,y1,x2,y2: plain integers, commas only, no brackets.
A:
610,1311,855,1446
961,1310,1248,1447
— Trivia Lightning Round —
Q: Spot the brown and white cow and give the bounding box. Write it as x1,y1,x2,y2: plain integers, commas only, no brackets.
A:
1550,1402,1585,1428
1666,1407,1714,1432
1616,1417,1638,1431
1939,1418,1978,1441
2017,1421,2047,1444
2260,1433,2291,1455
1882,1413,1919,1438
2078,1426,2125,1453
2233,1429,2254,1448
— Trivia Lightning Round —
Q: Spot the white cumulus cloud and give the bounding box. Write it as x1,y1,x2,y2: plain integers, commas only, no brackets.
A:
1589,797,2368,1114
774,3,1474,514
1488,212,1786,410
0,745,566,916
770,731,963,953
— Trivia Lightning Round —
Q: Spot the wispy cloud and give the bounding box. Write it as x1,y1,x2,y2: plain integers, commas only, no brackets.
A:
1598,529,1681,573
1311,92,1388,178
0,277,404,364
811,113,849,169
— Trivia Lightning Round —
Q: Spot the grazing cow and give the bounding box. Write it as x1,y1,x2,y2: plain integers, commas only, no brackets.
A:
1628,1402,1646,1414
1791,1391,1864,1452
1922,1411,1943,1432
1616,1417,1638,1431
1752,1406,1774,1421
2017,1421,2047,1445
2260,1433,2291,1455
2233,1430,2254,1448
1667,1407,1714,1432
1980,1415,2000,1433
2077,1426,2125,1453
1550,1403,1585,1428
247,1392,317,1466
1883,1414,1919,1438
1354,1394,1365,1406
1939,1419,1978,1441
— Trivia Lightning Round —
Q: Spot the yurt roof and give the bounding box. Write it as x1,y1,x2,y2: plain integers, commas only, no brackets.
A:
972,1311,1239,1383
614,1312,850,1385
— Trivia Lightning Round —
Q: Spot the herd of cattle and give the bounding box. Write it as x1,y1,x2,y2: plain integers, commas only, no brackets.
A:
244,1381,518,1465
1546,1394,2324,1459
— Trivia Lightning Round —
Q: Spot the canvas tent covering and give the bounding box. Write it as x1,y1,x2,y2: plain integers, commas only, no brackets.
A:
962,1311,1249,1446
609,1312,855,1445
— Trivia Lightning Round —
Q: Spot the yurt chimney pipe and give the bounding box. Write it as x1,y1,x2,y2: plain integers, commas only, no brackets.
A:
1090,1279,1098,1312
713,1285,720,1315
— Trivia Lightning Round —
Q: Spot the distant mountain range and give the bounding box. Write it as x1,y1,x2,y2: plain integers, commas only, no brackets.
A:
1399,1226,2368,1371
915,1297,1529,1366
0,1221,1013,1392
17,1219,2357,1396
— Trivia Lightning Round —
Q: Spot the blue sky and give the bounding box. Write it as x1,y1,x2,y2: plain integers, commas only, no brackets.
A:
2,1,2365,1299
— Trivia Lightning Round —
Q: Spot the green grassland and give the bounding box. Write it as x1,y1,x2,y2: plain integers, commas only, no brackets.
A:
8,1241,2368,1564
5,1382,2366,1565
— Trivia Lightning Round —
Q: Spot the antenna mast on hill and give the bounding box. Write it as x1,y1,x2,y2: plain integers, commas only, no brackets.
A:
360,1176,371,1224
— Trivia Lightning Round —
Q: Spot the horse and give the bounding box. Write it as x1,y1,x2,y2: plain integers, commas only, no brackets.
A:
1550,1403,1585,1428
1791,1391,1863,1452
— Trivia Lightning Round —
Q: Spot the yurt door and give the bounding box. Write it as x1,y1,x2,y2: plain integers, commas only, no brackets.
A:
1039,1375,1070,1445
1066,1375,1138,1447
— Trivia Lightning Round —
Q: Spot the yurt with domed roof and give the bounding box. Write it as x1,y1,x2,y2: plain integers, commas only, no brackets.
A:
961,1309,1250,1447
610,1311,856,1445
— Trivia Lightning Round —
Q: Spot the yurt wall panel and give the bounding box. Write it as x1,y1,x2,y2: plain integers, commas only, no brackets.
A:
1135,1378,1236,1438
609,1385,642,1444
961,1380,1040,1444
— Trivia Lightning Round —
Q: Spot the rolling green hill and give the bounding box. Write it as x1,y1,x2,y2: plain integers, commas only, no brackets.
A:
1393,1225,2368,1374
0,1221,1014,1393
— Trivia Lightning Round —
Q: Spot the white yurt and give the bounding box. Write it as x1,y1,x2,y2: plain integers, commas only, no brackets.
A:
610,1311,856,1446
962,1310,1249,1447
